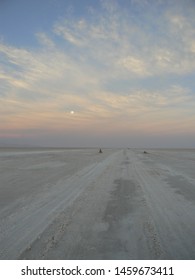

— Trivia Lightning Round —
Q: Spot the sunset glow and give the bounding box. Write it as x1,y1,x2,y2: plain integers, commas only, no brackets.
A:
0,0,195,147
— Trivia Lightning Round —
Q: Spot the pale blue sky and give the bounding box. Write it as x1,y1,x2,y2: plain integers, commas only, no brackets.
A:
0,0,195,147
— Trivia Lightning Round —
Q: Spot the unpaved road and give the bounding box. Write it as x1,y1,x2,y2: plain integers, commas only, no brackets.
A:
0,148,195,259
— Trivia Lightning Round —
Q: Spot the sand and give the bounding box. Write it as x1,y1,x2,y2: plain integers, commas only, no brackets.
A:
0,148,195,260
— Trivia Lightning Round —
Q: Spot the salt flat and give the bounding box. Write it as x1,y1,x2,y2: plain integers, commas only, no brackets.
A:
0,148,195,259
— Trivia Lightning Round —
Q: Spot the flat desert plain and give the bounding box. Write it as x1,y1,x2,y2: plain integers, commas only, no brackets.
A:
0,148,195,260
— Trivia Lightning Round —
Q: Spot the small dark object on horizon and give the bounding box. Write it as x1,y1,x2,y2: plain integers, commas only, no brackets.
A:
99,149,103,153
144,151,148,154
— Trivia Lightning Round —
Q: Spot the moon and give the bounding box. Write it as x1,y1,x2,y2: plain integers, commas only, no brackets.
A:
70,110,75,114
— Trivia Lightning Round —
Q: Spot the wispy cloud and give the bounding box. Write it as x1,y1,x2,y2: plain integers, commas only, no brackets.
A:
0,0,195,143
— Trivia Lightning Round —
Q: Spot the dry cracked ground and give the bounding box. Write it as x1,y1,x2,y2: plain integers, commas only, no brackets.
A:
0,148,195,259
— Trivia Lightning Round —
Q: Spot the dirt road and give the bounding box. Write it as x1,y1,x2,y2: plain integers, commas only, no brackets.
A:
0,148,195,259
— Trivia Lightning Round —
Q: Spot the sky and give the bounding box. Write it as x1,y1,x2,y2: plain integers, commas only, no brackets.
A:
0,0,195,148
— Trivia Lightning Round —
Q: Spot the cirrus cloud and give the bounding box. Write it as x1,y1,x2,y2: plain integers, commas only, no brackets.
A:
0,0,195,146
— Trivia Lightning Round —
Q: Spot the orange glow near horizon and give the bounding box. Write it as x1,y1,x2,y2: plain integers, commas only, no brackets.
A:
1,0,195,147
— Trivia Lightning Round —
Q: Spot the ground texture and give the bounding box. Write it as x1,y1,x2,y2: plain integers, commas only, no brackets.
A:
0,148,195,259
